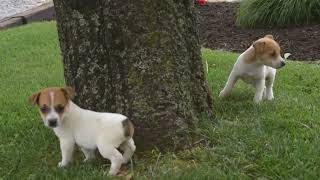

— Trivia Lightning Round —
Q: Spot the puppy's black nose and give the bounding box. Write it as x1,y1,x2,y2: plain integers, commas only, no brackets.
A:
48,119,57,127
281,61,286,67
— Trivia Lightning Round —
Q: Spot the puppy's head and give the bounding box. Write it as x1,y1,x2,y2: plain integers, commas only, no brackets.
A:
253,35,285,69
29,87,74,128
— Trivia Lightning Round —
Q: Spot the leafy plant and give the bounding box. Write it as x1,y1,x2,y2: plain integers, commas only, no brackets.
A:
236,0,320,28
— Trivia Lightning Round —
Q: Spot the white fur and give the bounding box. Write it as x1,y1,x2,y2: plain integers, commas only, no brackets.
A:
44,92,60,127
219,46,284,103
51,101,136,176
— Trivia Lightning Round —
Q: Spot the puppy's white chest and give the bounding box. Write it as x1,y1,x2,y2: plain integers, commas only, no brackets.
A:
238,64,265,84
240,73,258,84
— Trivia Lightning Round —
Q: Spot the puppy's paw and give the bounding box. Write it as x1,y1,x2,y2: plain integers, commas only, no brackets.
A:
104,170,118,176
58,161,67,168
266,95,274,101
83,157,94,162
219,90,228,98
253,98,262,104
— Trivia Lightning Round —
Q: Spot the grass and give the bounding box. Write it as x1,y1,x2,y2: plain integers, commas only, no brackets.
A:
236,0,320,28
1,22,320,179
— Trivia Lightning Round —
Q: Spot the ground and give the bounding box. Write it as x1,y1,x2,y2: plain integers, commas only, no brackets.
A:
0,0,50,20
1,22,320,179
197,2,320,61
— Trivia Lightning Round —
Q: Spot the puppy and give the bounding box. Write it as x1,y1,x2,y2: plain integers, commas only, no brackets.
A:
29,87,136,176
219,35,285,103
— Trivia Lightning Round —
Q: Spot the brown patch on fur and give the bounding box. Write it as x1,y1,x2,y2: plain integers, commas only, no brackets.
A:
37,87,69,108
243,47,256,64
29,91,41,106
253,39,266,54
264,34,274,39
61,86,74,100
122,119,134,137
245,35,281,64
253,37,280,57
29,87,72,119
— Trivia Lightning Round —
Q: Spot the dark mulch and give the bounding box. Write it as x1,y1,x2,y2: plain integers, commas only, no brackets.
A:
197,2,320,61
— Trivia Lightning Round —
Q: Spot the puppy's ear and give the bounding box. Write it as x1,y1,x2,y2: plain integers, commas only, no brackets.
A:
253,40,265,54
264,34,274,39
61,86,74,100
29,91,41,106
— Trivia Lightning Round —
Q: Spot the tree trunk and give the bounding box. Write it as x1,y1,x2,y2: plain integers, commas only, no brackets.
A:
53,0,214,151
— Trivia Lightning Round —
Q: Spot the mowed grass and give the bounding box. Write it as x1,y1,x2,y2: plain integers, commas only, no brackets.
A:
1,22,320,179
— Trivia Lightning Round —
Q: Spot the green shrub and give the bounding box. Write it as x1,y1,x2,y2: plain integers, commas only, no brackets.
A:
236,0,320,28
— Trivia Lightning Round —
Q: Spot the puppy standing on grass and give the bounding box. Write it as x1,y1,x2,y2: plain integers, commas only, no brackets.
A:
219,35,286,103
29,87,136,176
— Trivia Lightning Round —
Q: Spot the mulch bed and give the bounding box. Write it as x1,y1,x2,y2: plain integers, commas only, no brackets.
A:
197,2,320,61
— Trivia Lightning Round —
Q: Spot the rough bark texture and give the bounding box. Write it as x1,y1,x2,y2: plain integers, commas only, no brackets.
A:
53,0,214,151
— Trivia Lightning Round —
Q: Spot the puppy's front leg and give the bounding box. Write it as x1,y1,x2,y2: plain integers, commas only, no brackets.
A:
265,76,275,100
219,71,238,98
254,79,265,103
58,138,75,167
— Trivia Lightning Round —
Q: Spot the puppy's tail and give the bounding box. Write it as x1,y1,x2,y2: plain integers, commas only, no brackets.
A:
122,118,134,138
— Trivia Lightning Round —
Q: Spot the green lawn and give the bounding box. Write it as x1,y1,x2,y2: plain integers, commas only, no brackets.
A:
1,22,320,179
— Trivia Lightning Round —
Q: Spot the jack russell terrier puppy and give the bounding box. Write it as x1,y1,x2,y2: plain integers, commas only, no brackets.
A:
29,87,136,176
219,35,285,103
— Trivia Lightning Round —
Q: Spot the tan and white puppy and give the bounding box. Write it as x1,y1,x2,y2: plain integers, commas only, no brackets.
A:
29,87,136,176
219,35,285,103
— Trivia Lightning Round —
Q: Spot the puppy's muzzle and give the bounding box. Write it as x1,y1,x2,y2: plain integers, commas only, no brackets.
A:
276,61,286,69
48,118,58,128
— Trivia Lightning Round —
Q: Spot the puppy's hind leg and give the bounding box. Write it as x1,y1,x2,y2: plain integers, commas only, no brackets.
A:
219,71,239,98
98,144,123,176
119,138,136,164
81,148,95,162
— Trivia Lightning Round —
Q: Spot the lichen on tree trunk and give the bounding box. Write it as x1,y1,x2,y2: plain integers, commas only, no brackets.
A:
53,0,214,151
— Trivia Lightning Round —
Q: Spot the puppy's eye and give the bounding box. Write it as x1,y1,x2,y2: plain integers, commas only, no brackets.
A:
270,51,276,57
55,105,65,113
40,106,48,113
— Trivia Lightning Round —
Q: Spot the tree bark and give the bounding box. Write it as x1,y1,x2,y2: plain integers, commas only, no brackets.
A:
53,0,214,151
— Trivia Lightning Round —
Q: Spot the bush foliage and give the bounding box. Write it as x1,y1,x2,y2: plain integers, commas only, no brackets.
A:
236,0,320,28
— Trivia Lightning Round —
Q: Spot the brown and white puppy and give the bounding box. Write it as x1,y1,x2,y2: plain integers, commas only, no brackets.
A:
219,35,285,103
29,87,136,176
